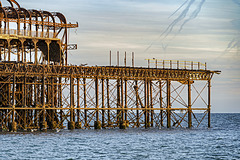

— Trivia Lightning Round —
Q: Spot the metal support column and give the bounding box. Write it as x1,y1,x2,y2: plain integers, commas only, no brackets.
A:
77,78,80,123
7,41,11,61
11,73,17,131
59,77,63,129
159,80,163,127
208,80,211,128
107,78,110,127
188,79,192,128
42,73,47,131
70,76,73,122
150,80,153,127
167,79,171,128
135,80,139,127
95,77,99,122
102,78,105,128
117,79,120,125
46,40,51,65
144,78,148,128
33,39,38,64
23,73,27,129
83,78,87,128
68,75,75,130
121,78,124,121
94,76,101,129
124,79,127,122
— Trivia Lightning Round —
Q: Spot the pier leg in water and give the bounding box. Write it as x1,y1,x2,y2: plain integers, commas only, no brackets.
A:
119,120,129,129
94,121,101,129
68,121,75,130
75,122,82,129
41,121,48,132
49,121,57,130
10,121,17,132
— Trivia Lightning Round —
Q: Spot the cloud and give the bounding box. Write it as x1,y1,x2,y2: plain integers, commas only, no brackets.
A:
145,0,206,53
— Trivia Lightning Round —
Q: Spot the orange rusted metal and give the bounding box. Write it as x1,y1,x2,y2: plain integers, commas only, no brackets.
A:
0,0,220,132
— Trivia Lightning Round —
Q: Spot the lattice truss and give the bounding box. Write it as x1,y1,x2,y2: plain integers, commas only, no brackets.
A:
0,73,211,130
0,0,220,132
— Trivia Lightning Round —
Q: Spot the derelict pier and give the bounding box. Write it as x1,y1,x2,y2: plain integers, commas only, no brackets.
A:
0,0,220,132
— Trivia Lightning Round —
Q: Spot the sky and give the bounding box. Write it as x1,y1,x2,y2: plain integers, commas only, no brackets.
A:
6,0,240,113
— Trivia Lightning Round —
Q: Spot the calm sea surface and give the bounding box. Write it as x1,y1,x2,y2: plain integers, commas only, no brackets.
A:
0,113,239,160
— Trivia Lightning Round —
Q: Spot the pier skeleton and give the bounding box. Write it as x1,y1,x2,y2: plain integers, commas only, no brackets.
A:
0,0,220,131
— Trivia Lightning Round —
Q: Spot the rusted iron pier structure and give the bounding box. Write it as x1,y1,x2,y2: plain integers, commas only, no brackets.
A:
0,0,220,132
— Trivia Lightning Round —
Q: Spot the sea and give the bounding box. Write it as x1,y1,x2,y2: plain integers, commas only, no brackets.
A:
0,113,239,160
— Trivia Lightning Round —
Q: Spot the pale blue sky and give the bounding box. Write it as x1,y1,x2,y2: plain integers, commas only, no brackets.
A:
11,0,240,112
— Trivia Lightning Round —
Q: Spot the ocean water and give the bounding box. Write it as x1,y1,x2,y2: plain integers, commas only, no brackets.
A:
0,113,239,160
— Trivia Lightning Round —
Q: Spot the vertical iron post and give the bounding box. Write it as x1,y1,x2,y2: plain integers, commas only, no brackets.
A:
77,78,80,122
135,80,139,127
110,50,111,66
42,73,46,130
132,52,134,67
144,78,147,128
124,79,127,122
70,75,74,122
188,79,192,128
83,78,87,128
208,80,211,128
102,78,105,128
159,80,163,127
107,78,110,126
12,73,16,122
150,80,153,127
95,77,99,122
117,51,119,67
167,78,171,128
124,51,126,67
117,79,120,124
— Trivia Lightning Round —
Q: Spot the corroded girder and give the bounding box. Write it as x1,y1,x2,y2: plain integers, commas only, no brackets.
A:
0,63,219,81
0,0,78,65
0,62,220,131
0,0,221,131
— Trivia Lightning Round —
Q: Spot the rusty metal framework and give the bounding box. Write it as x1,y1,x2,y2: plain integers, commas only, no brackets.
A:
0,0,220,132
0,0,78,65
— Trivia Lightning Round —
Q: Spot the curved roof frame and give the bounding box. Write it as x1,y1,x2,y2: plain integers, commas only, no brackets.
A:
30,9,44,33
7,0,20,8
0,6,7,18
18,7,32,31
0,0,77,65
5,6,19,19
18,7,31,18
55,12,67,24
0,6,7,32
42,10,56,35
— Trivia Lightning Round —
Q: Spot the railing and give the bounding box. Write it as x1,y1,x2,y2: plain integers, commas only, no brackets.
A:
146,59,207,70
0,28,55,39
0,62,214,81
0,18,78,28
